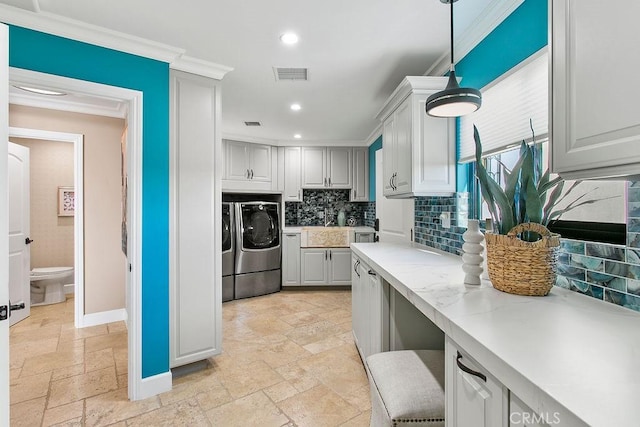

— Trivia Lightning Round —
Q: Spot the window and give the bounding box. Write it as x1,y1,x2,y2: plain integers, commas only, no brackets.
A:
460,51,625,244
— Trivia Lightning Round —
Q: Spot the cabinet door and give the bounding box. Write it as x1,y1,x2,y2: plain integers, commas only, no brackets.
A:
224,140,249,181
300,249,328,285
302,147,327,188
352,147,369,201
394,98,412,194
509,393,550,427
382,115,396,196
248,144,272,182
367,268,388,356
282,233,301,286
283,147,302,202
170,70,221,367
445,337,508,427
327,148,352,188
414,97,456,195
552,0,640,179
328,248,352,285
351,256,365,355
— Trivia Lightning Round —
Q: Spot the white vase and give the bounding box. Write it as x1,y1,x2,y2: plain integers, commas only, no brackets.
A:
462,219,484,285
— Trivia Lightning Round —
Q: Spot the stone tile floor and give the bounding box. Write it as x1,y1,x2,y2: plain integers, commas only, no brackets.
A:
10,290,370,426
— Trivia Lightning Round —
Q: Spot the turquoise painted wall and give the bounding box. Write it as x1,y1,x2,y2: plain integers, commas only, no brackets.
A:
368,135,382,201
8,25,170,378
455,0,548,192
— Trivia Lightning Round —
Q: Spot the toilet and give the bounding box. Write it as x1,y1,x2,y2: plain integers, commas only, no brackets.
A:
30,267,74,306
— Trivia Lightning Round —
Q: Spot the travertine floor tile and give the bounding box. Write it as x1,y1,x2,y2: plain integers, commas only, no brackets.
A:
49,366,118,408
277,384,360,427
206,390,290,427
9,396,46,427
10,371,52,404
126,398,210,426
9,290,370,426
42,400,84,426
85,388,160,427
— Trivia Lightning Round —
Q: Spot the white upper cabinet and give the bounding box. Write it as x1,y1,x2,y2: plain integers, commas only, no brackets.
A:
280,146,302,202
222,140,277,191
551,0,640,179
301,147,352,189
377,76,455,198
352,147,369,201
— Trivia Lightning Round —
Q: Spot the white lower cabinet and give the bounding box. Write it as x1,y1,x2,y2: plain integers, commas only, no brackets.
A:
351,255,389,360
300,248,351,286
445,336,508,427
509,393,550,427
282,232,301,286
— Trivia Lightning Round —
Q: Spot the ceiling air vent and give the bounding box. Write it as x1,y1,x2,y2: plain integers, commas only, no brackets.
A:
244,121,262,126
273,67,309,81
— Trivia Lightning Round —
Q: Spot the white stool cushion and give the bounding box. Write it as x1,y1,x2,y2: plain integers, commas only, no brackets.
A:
366,350,445,427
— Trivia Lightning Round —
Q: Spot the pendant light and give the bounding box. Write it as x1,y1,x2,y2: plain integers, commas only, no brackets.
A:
426,0,482,117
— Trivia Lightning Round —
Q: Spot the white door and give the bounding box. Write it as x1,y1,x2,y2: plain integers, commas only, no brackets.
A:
8,142,30,325
1,22,10,425
327,148,352,188
376,150,414,243
224,140,249,181
301,147,326,188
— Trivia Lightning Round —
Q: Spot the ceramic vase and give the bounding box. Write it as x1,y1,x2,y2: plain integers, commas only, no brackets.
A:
462,219,484,285
337,209,346,227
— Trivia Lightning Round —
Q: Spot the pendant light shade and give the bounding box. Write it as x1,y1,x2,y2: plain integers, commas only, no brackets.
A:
426,0,482,118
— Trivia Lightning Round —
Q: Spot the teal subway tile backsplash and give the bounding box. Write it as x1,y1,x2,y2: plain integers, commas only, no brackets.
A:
554,181,640,313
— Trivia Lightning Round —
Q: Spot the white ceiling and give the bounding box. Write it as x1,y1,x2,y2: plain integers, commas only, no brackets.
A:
2,0,505,145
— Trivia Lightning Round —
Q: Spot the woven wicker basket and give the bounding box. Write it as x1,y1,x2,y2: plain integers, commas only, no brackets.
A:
485,222,560,296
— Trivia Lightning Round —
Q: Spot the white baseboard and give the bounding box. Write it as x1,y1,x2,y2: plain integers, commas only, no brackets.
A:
135,371,172,400
64,284,74,294
80,308,127,328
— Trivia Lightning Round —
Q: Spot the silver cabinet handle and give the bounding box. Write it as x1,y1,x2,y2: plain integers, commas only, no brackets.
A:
298,190,301,200
246,169,250,179
329,250,332,260
325,250,328,260
328,177,332,187
368,269,376,276
250,169,254,179
324,177,327,187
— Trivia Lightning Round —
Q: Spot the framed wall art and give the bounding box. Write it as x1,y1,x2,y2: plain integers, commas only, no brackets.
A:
58,186,75,216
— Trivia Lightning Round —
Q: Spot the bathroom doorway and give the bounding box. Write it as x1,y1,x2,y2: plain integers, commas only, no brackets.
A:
6,67,148,400
9,127,85,326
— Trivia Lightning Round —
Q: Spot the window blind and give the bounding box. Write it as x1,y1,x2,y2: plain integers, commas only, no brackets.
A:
458,50,548,163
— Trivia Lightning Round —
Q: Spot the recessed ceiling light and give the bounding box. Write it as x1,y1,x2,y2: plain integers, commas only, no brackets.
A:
290,103,301,111
14,85,67,96
294,134,302,139
280,32,299,45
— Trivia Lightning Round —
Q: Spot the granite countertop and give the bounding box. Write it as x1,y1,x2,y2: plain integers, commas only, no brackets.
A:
351,241,640,427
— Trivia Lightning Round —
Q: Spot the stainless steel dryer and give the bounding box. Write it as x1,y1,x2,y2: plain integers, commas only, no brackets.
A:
222,202,235,302
234,201,281,299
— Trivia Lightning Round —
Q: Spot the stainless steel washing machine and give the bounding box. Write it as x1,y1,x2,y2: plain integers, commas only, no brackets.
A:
222,202,235,302
234,201,281,299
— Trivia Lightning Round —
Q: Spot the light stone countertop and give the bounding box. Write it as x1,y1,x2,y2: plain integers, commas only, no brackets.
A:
282,226,374,234
351,241,640,427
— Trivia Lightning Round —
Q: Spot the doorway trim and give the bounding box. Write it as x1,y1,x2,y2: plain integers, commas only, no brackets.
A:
7,67,154,400
8,127,86,327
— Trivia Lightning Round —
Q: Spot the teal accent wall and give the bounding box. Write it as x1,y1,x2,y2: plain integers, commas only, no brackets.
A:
8,26,170,378
368,135,382,201
455,0,548,192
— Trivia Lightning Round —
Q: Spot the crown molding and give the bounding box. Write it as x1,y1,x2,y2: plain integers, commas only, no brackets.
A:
9,91,127,118
222,132,367,147
425,0,524,77
365,122,383,147
0,3,234,80
170,55,233,81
